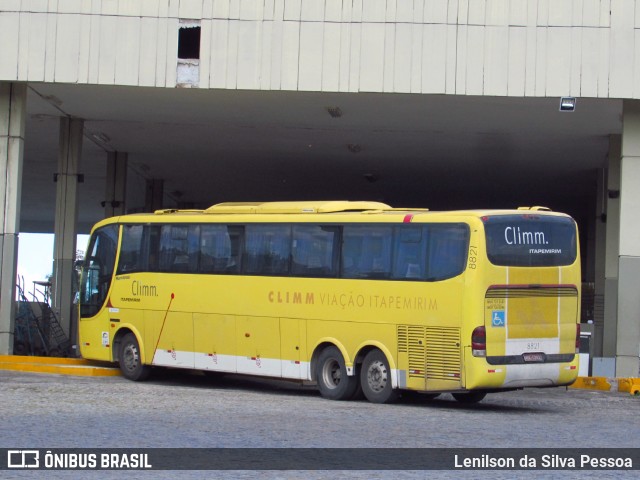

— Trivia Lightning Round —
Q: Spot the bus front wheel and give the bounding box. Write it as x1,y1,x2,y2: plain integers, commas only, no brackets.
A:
119,333,151,381
360,349,398,404
316,346,359,401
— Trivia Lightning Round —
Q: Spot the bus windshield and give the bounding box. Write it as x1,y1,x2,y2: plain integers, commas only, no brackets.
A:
483,214,577,267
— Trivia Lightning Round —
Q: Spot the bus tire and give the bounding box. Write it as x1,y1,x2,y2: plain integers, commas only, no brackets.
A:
452,391,486,404
316,346,358,401
360,349,398,404
119,333,151,381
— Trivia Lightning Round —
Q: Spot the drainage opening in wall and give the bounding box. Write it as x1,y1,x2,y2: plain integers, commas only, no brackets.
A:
178,24,201,60
177,21,201,87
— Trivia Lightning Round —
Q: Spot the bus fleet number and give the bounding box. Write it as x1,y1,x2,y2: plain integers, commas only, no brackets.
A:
468,246,478,269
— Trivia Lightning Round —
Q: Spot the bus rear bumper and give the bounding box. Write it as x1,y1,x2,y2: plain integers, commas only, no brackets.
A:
465,358,579,390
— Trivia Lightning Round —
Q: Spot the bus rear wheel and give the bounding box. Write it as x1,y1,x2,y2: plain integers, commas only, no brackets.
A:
452,391,487,404
316,346,358,401
360,349,398,404
119,333,151,381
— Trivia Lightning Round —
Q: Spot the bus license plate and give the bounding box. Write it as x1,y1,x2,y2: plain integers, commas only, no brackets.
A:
523,352,546,363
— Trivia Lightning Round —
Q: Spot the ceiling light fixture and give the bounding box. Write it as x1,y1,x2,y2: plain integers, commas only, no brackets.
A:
91,132,111,144
559,97,576,112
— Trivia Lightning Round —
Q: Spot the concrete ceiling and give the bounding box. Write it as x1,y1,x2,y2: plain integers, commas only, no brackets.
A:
21,83,622,233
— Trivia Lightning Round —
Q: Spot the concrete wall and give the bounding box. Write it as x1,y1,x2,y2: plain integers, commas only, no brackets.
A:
0,0,638,97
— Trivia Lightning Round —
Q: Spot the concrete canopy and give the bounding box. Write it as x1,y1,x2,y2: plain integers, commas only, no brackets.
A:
21,82,621,233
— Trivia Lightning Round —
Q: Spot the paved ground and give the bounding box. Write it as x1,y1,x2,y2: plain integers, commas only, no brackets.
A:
0,369,638,479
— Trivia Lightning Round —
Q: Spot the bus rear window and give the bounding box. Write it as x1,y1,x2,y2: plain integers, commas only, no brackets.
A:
483,215,577,267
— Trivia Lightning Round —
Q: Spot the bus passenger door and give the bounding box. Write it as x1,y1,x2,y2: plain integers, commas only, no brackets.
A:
79,225,119,362
193,313,236,373
236,316,281,377
280,318,305,379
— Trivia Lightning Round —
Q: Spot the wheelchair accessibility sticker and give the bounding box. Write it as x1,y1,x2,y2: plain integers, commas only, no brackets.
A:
492,310,506,327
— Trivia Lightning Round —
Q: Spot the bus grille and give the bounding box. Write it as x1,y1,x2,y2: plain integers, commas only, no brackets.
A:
426,327,461,380
486,286,577,298
397,325,426,378
398,325,461,379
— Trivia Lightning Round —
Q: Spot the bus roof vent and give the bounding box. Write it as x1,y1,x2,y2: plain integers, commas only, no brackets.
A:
517,206,551,211
153,208,204,215
154,208,179,214
204,201,393,214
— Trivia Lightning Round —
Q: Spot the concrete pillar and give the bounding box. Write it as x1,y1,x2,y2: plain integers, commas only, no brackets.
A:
104,151,127,217
616,100,640,377
0,83,26,355
52,117,83,340
603,136,621,358
592,168,607,357
145,178,164,212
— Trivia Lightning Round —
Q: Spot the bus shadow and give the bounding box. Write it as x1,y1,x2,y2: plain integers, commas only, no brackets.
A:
145,368,548,413
147,368,319,398
394,392,548,414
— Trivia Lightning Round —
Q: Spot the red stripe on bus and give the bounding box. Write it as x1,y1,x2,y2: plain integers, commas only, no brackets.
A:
488,284,577,289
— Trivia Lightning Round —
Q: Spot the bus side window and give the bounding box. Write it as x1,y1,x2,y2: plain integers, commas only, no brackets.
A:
186,225,200,272
425,224,469,281
117,225,145,273
200,225,218,273
244,225,291,275
226,226,243,273
148,225,161,271
159,225,200,273
291,225,338,277
341,226,392,279
392,226,426,280
341,235,360,277
200,225,242,274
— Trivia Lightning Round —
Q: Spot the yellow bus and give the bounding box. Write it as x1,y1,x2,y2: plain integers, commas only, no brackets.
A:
78,201,580,404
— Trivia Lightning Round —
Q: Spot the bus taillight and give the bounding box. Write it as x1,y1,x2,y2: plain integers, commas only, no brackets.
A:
576,323,580,354
472,326,486,357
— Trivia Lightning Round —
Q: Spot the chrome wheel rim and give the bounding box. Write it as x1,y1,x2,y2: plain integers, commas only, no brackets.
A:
321,358,341,390
122,343,139,373
366,360,388,393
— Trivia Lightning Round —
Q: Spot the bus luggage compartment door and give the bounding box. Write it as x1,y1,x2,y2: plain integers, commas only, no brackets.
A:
236,316,281,377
